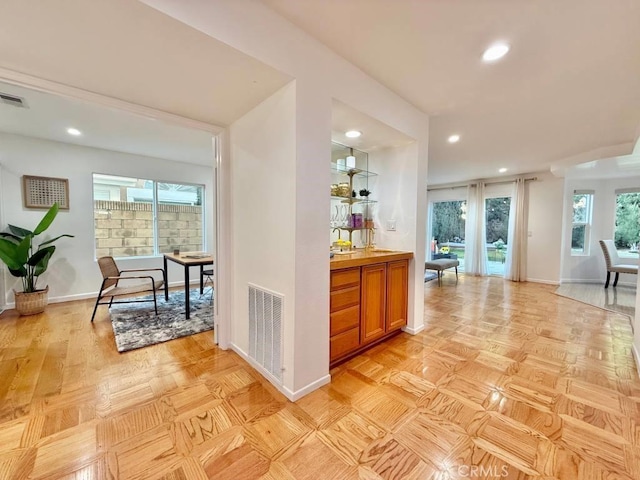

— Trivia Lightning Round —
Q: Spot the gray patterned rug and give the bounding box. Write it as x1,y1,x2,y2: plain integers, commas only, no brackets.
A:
110,289,213,352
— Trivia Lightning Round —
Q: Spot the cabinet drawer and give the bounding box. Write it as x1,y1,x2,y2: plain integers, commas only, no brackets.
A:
330,327,360,362
330,267,360,291
330,305,360,336
330,286,360,312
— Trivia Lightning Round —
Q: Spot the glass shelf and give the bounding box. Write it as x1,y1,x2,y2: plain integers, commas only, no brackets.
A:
331,164,378,178
330,196,377,205
334,226,368,231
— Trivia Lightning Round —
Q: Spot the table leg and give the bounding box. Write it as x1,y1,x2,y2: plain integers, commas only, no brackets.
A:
200,265,204,295
185,265,190,319
164,256,169,301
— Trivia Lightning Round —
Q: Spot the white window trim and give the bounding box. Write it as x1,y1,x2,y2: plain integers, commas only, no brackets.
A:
571,190,594,256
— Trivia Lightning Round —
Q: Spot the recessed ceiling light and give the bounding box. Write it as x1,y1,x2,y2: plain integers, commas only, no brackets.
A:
345,130,361,138
482,43,510,62
448,134,460,143
498,167,508,173
67,127,82,136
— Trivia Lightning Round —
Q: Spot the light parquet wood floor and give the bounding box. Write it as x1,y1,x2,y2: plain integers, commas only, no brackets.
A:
1,276,640,479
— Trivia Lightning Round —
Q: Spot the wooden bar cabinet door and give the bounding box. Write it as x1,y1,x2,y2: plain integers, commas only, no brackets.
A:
360,263,387,345
386,259,409,332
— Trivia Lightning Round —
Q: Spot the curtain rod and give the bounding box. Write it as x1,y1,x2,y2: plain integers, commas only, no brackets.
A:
483,176,537,187
427,184,472,192
427,176,537,192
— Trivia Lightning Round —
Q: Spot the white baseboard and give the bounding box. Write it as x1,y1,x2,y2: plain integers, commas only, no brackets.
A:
525,278,560,285
403,324,425,335
560,278,636,288
2,280,199,310
560,279,602,284
284,374,332,401
230,342,330,402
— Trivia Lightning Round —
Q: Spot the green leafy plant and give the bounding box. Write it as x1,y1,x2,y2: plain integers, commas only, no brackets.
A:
0,203,74,293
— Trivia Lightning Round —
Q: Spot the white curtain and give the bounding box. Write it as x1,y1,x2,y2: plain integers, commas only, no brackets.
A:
505,178,527,281
0,163,4,312
464,183,488,275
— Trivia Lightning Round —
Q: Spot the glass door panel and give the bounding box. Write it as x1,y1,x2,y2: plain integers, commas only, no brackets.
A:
485,196,511,276
429,200,467,272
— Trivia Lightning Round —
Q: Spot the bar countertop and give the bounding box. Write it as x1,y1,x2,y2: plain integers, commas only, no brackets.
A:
330,249,414,270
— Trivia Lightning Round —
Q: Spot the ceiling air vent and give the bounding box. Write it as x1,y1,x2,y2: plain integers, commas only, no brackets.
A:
0,93,28,109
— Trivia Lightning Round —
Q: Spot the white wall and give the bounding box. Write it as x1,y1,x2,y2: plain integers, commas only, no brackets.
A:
526,172,564,284
142,0,429,399
0,132,215,305
229,82,298,389
369,143,427,334
230,81,333,397
561,176,640,284
292,81,332,393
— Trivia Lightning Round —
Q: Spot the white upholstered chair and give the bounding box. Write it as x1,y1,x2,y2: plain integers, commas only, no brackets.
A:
598,240,638,288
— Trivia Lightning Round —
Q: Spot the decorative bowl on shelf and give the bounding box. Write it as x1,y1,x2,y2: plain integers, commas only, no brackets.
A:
337,183,350,197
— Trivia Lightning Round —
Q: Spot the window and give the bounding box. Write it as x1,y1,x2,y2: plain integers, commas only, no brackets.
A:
571,191,593,255
614,190,640,258
93,174,204,258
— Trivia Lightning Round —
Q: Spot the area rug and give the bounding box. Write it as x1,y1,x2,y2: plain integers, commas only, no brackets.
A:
109,289,213,352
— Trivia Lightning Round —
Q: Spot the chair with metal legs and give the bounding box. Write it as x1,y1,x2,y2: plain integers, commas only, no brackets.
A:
91,256,165,322
201,267,214,301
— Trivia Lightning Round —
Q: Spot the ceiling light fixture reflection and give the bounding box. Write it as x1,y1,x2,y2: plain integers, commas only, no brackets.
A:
67,127,82,136
498,168,508,173
448,134,460,143
345,130,361,138
482,43,510,62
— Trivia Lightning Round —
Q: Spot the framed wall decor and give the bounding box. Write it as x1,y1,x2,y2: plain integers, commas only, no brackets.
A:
22,175,70,210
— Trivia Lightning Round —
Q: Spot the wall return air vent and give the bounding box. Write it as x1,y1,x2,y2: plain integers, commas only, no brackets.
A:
0,92,28,109
248,283,284,384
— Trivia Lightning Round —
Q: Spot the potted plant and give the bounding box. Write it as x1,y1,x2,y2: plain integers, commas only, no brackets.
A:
0,203,74,315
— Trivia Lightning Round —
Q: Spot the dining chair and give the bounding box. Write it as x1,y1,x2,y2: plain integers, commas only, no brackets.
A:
91,256,166,322
598,239,638,288
201,267,214,299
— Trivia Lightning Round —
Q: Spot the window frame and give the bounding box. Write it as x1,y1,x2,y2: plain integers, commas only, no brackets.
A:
92,173,206,260
570,190,594,256
613,188,640,258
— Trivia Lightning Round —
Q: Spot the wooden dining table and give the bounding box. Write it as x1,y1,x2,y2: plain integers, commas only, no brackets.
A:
163,252,214,319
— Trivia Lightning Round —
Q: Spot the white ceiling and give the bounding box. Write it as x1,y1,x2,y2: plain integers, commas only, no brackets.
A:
0,0,291,127
0,82,214,165
262,0,640,184
332,99,414,151
562,137,640,180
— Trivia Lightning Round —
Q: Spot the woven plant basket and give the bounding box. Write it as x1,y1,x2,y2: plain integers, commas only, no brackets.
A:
14,286,49,316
